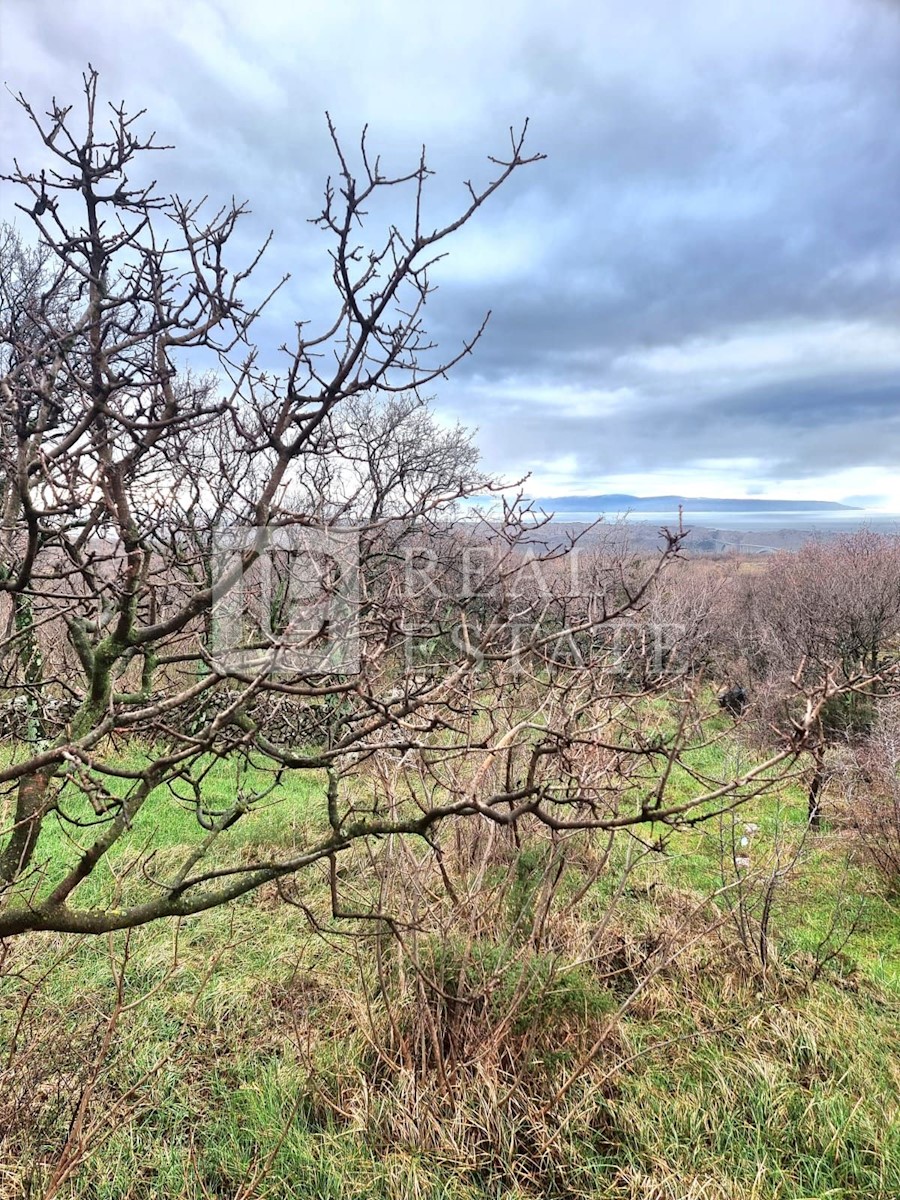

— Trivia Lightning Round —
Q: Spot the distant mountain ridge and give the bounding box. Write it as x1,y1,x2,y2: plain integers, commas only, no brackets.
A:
529,494,859,513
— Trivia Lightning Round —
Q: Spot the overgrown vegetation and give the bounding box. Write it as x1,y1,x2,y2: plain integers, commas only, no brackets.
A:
2,748,898,1198
1,68,899,1199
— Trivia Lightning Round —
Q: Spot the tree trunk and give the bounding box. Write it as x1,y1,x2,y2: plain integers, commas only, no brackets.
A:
0,769,51,882
808,746,825,829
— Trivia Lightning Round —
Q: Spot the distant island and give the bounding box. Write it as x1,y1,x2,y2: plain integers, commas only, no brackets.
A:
527,494,860,514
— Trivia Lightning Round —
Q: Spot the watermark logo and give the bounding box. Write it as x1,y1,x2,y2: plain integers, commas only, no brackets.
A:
210,525,359,675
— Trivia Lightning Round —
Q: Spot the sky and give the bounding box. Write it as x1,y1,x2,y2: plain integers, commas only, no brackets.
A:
2,0,899,507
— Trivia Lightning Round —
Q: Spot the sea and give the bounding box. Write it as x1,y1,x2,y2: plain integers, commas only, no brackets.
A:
538,509,900,532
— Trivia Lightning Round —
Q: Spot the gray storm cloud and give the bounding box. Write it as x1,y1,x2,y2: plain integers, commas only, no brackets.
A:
1,0,898,500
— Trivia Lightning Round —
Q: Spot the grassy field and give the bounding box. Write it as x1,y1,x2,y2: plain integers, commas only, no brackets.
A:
1,735,899,1200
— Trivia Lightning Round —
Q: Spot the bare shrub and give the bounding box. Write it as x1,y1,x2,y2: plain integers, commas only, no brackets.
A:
832,699,900,896
275,785,786,1193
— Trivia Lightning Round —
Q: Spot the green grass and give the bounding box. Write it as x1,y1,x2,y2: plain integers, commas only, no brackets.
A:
1,729,899,1200
1,741,327,915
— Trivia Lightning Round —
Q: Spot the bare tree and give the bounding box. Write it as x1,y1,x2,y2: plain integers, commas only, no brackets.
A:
833,696,900,895
744,532,900,684
0,69,863,939
733,532,900,822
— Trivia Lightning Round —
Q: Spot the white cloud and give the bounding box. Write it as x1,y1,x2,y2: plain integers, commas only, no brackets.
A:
2,0,899,503
616,319,900,382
